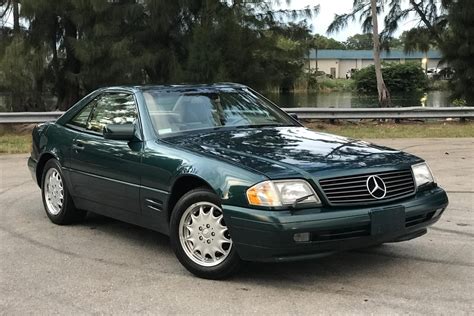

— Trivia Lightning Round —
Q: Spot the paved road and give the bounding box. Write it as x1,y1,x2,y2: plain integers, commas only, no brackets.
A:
1,138,473,314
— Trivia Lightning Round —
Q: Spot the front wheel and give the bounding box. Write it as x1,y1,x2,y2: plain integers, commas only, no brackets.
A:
170,188,241,279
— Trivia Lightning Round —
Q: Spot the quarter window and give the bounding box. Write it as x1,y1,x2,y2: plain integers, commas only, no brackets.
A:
69,99,96,128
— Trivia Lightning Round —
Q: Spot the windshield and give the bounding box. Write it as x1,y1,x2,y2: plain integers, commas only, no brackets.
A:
142,88,297,136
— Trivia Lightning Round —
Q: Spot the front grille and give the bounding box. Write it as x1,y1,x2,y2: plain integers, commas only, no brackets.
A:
319,169,415,205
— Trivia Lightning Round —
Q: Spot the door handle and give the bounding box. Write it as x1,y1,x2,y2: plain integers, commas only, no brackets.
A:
72,141,85,151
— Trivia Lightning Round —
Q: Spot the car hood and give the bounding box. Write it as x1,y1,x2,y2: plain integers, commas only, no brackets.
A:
163,127,422,179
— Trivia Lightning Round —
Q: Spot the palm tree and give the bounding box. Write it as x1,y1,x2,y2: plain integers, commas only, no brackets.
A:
327,0,391,107
370,0,390,107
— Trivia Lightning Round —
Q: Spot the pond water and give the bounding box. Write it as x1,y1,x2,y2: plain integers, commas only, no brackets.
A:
264,90,452,108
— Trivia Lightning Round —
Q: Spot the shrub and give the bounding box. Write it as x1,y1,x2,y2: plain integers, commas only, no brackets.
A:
352,62,428,93
317,78,354,92
452,98,467,107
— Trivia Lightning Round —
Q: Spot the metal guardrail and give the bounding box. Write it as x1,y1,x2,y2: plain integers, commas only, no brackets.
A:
0,111,64,123
282,107,474,120
0,107,473,123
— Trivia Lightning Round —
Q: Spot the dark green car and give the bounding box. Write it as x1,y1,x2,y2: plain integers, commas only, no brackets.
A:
28,83,449,279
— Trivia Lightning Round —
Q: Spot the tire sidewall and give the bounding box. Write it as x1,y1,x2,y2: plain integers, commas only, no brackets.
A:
169,188,241,279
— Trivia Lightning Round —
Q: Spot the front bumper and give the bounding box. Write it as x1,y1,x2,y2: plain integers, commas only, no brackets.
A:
223,186,448,262
27,157,38,184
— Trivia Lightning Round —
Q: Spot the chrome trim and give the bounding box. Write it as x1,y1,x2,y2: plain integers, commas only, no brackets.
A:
319,169,415,205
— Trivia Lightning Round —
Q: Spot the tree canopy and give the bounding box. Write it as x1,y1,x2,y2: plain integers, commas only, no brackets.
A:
1,0,473,109
344,33,374,50
0,0,319,110
327,0,452,52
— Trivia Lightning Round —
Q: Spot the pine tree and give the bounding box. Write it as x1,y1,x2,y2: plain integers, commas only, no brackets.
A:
441,0,474,105
1,0,319,110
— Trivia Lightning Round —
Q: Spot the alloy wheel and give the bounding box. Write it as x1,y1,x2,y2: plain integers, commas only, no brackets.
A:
179,202,232,267
44,168,64,215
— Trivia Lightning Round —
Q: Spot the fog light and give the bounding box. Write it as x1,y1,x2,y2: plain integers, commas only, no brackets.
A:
293,232,310,242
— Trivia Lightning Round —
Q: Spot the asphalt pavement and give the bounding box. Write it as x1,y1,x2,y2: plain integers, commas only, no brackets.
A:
1,138,473,314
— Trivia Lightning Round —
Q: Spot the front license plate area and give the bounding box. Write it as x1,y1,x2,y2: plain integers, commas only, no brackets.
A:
370,206,405,235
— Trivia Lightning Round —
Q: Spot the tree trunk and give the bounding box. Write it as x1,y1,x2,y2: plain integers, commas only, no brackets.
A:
12,0,20,34
370,0,391,107
50,16,62,109
57,17,81,110
11,92,26,112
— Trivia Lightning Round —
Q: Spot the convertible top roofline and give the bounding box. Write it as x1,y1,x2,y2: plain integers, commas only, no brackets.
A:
97,83,248,93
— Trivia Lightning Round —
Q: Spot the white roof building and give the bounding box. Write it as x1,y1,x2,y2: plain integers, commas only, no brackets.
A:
307,49,444,79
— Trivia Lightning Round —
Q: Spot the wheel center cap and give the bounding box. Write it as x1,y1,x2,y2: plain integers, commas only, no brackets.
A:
202,228,210,238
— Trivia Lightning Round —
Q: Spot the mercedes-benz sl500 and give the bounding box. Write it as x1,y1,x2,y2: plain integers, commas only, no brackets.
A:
28,84,448,279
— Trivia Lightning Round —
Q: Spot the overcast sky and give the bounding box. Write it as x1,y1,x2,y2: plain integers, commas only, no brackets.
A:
279,0,419,41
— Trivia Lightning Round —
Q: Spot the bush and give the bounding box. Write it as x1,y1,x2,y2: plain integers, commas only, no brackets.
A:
352,62,428,93
317,78,354,92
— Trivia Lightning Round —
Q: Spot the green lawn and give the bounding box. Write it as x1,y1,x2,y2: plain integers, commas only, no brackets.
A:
0,122,473,154
305,121,474,139
0,133,32,154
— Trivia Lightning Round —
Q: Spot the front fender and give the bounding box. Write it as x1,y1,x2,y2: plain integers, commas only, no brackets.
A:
171,161,265,207
142,140,267,208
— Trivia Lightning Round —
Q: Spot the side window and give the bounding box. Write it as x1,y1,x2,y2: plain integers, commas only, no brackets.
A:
69,99,97,128
87,93,138,133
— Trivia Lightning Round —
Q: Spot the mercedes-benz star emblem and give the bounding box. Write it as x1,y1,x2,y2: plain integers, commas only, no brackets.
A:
366,175,387,199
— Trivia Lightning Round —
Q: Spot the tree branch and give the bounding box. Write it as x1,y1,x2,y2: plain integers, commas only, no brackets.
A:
409,0,442,43
0,0,11,20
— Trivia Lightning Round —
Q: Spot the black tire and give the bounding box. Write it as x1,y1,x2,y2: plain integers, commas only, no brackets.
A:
41,159,86,225
169,188,242,279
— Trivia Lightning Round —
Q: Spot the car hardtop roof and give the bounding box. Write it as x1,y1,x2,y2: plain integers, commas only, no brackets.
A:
96,83,248,94
138,82,247,91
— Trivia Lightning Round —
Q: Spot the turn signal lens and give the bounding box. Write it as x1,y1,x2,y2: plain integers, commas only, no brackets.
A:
246,181,281,207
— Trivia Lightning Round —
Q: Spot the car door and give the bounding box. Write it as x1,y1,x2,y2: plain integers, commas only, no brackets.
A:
67,92,143,217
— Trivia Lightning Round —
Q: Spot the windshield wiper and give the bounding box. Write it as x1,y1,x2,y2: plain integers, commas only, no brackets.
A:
291,194,315,209
232,123,292,129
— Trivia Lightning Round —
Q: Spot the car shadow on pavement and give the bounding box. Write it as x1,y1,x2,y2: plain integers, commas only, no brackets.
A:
81,212,171,252
236,250,394,283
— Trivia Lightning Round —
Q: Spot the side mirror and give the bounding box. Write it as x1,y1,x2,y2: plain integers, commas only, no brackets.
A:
290,113,299,121
103,124,136,141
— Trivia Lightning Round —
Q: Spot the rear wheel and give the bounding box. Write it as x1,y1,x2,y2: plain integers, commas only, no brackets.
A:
170,188,241,279
41,159,86,225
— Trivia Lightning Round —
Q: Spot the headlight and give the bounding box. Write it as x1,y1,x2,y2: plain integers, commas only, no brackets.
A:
246,180,321,207
412,162,434,187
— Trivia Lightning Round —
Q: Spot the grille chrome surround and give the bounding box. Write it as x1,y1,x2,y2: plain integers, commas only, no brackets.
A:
319,169,416,205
